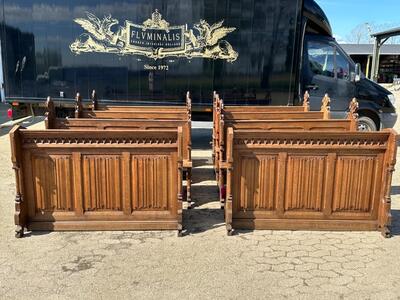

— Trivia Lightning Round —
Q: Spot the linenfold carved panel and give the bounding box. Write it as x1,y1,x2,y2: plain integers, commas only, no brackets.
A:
131,155,171,210
236,156,277,211
32,155,74,212
82,155,123,211
284,156,326,211
332,156,377,213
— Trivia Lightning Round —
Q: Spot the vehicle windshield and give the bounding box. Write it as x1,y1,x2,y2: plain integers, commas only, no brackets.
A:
308,43,335,77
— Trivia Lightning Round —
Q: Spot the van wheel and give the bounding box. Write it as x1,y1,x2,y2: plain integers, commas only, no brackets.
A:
358,116,378,131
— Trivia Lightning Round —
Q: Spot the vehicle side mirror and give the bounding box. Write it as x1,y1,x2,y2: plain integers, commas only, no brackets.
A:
354,63,361,82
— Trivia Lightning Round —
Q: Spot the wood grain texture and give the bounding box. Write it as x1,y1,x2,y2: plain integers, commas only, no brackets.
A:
10,127,183,233
224,129,397,234
65,93,192,205
82,155,123,211
284,156,325,212
332,156,377,213
32,155,74,212
235,155,277,212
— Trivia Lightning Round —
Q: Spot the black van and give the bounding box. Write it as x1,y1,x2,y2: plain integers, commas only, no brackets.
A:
0,0,397,130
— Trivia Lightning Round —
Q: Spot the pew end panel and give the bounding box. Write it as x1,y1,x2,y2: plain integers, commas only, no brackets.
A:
10,125,27,238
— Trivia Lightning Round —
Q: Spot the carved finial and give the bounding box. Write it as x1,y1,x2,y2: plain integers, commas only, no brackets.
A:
321,93,331,111
91,90,97,111
348,98,359,116
45,96,55,129
320,94,331,120
303,91,310,111
75,93,82,118
216,94,223,110
186,91,192,121
46,96,54,112
347,98,359,123
214,93,220,112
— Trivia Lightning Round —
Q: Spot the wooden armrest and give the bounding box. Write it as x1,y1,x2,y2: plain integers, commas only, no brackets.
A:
219,161,232,169
183,160,193,168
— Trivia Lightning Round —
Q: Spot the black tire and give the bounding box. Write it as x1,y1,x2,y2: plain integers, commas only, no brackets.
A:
358,116,378,131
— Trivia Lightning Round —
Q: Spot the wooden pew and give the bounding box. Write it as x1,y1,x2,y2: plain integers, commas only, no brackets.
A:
10,126,185,237
90,90,191,114
76,90,191,118
213,94,333,207
221,119,357,131
54,91,194,208
82,110,189,120
216,98,357,209
221,127,397,237
212,92,329,176
212,92,312,167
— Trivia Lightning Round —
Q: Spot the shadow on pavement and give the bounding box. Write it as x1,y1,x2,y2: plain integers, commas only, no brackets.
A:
192,127,212,150
390,210,400,236
183,209,224,235
22,231,52,238
391,186,400,195
193,158,212,168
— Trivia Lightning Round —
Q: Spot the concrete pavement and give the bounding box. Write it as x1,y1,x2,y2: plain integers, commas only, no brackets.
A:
1,93,400,299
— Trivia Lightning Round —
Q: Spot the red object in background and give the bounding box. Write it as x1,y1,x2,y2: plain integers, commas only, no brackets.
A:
220,185,226,200
7,108,12,119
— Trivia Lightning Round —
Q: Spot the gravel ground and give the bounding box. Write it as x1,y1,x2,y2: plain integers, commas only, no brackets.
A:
1,92,400,299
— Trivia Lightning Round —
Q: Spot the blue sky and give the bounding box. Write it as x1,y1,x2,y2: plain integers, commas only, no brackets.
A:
316,0,400,42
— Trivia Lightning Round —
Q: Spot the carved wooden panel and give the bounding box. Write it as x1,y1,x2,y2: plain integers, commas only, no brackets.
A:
32,155,74,212
82,155,123,211
12,126,183,233
236,155,277,211
131,155,171,210
284,156,326,212
332,156,377,213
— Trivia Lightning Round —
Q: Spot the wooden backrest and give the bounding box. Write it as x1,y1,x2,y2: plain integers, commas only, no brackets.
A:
215,95,356,151
215,97,360,178
222,106,306,112
217,118,358,169
212,91,325,156
10,126,184,229
48,118,192,162
214,90,310,113
223,128,397,229
81,110,189,120
221,93,329,121
222,119,355,131
52,118,188,130
81,90,192,118
222,111,327,120
46,95,192,164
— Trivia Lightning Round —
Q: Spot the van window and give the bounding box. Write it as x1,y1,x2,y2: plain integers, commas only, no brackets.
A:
308,42,335,78
336,51,350,80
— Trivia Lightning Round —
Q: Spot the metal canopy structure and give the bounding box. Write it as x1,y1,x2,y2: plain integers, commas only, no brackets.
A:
371,27,400,82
